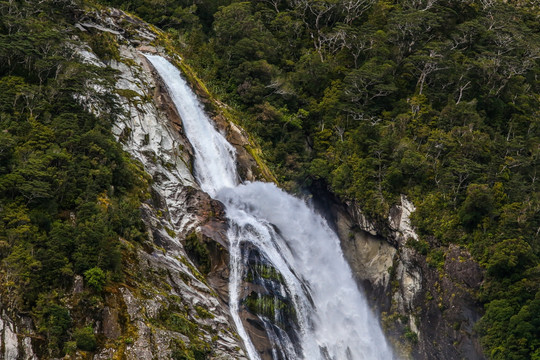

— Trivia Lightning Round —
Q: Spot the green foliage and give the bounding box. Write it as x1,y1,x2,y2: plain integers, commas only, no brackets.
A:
477,291,540,360
99,0,208,30
167,312,195,334
245,262,284,283
486,239,534,278
64,341,77,355
426,248,446,270
155,305,213,359
74,325,97,351
0,0,149,355
244,292,295,323
34,298,72,356
459,184,494,230
194,305,214,319
171,338,211,360
406,238,429,256
84,267,107,292
184,232,211,275
404,326,418,344
86,31,120,61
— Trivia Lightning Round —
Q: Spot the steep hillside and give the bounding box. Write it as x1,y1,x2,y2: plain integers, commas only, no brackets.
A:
0,1,255,358
94,0,540,359
1,0,538,359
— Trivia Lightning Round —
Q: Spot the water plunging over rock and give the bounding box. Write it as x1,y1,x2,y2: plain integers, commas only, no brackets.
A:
144,54,395,360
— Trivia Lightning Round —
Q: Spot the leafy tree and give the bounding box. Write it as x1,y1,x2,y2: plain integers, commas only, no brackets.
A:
459,184,494,230
74,325,97,351
84,267,107,292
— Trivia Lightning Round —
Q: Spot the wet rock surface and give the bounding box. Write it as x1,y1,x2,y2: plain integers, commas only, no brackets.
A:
0,312,37,360
310,182,485,360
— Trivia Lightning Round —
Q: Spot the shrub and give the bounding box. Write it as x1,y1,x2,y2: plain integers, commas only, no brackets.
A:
74,325,97,351
84,267,106,292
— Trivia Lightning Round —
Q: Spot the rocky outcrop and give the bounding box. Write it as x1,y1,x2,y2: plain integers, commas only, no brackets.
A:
71,8,290,360
54,8,252,359
0,313,37,360
310,183,485,360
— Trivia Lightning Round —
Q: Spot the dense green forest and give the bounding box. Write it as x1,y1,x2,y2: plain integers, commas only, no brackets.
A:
1,0,539,358
99,0,539,358
0,0,148,355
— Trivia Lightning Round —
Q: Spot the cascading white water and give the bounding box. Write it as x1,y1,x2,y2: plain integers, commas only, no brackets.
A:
143,54,238,196
144,54,395,360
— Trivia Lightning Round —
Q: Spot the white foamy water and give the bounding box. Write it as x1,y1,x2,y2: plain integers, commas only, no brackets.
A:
144,54,238,196
144,54,395,360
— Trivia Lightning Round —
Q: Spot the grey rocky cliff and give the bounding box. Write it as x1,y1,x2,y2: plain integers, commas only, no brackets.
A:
57,8,253,359
311,184,485,360
0,312,37,360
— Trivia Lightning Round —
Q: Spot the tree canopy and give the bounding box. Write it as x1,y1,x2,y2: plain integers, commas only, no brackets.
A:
0,0,148,355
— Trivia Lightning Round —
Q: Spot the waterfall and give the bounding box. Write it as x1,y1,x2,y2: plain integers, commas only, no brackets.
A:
144,54,395,360
142,55,238,196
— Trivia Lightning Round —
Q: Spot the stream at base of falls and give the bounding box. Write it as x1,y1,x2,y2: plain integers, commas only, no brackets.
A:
144,53,395,360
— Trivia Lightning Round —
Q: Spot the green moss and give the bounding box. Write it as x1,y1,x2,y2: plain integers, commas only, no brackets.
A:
118,126,132,143
74,325,97,351
151,302,213,359
84,267,107,292
194,305,214,320
246,263,284,284
115,88,141,102
184,232,211,275
86,31,121,61
120,56,138,68
63,341,77,355
406,237,429,256
244,293,295,322
245,145,277,183
164,226,176,239
403,327,418,344
426,248,446,270
168,294,183,304
168,313,196,334
170,338,211,360
178,256,207,285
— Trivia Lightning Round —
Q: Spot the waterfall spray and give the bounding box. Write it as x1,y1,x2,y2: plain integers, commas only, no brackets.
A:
144,54,395,360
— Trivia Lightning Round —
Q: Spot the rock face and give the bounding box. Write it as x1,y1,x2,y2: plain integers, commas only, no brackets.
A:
311,183,485,360
60,8,251,360
0,312,37,360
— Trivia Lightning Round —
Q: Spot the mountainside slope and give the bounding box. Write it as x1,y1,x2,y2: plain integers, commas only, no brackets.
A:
94,0,539,358
0,2,255,358
0,0,538,359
